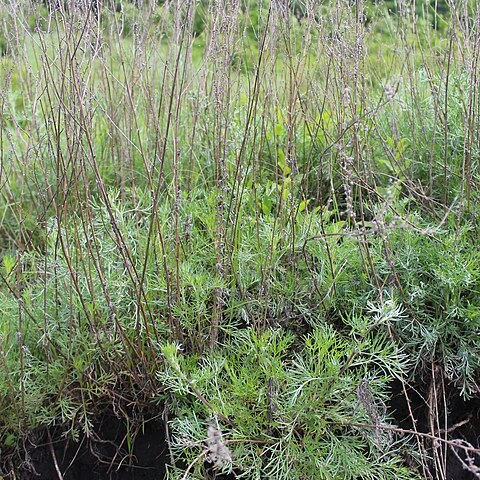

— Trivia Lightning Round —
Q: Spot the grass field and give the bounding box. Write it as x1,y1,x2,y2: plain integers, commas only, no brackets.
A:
1,1,480,479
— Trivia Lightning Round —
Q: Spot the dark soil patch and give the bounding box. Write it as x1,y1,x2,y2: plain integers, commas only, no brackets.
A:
390,377,480,480
15,413,169,480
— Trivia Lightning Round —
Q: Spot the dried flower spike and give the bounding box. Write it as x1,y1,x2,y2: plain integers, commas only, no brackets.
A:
205,425,232,467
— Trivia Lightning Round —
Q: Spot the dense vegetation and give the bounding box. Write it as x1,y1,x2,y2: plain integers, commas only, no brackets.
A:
0,0,480,478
